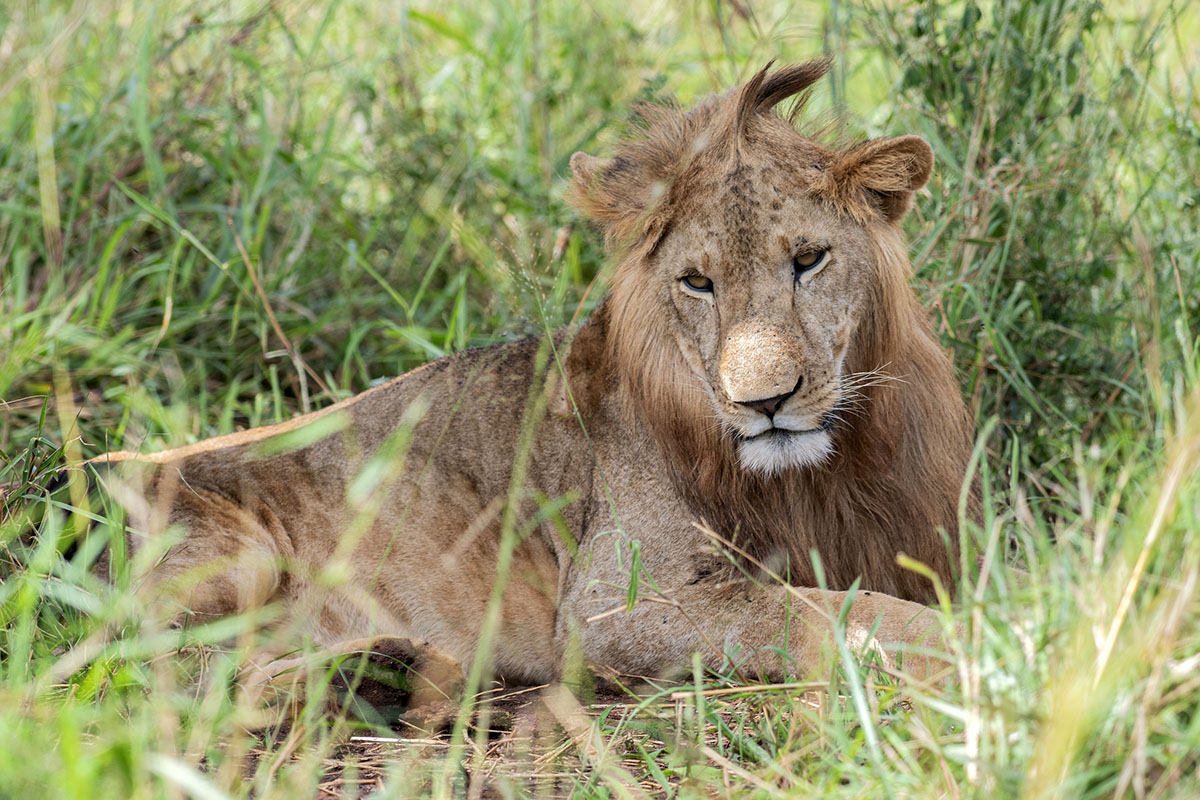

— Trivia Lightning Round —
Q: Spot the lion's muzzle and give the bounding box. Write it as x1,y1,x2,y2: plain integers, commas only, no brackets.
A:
719,324,805,412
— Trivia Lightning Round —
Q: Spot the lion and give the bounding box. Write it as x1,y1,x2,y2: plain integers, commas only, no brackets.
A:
82,59,973,711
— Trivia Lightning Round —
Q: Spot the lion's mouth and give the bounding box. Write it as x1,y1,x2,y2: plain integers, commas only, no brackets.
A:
732,416,834,443
731,416,836,474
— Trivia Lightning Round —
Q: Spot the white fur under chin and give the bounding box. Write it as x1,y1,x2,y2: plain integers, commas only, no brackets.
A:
737,430,833,475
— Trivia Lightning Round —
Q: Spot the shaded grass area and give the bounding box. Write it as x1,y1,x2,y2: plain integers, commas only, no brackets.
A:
2,0,1199,797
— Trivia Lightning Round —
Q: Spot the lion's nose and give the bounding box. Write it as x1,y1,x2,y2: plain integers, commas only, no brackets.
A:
736,376,803,418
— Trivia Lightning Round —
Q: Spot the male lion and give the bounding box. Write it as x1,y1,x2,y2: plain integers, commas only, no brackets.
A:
86,59,973,706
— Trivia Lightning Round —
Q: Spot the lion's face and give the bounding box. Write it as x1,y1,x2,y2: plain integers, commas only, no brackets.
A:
568,60,935,479
653,154,877,475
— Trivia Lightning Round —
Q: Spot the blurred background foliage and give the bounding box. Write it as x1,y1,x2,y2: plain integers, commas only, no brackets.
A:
0,0,1195,479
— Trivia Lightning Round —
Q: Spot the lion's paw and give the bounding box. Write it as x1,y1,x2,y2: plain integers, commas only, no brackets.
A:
246,635,465,734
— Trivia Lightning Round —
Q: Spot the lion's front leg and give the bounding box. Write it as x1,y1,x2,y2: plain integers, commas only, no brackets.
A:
567,580,954,685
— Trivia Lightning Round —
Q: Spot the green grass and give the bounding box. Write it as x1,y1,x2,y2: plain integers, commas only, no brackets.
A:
2,0,1199,796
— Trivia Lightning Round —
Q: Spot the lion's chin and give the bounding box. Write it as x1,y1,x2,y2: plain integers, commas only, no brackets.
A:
736,429,833,475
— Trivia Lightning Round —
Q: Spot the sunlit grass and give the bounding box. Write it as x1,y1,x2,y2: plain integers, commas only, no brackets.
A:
1,0,1198,796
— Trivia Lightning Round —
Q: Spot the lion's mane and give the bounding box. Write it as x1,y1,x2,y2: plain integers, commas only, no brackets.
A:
571,62,975,602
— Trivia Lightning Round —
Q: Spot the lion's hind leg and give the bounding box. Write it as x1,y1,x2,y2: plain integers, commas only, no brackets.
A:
128,476,294,627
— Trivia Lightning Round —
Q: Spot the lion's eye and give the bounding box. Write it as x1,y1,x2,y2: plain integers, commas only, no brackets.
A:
680,274,714,294
793,248,829,280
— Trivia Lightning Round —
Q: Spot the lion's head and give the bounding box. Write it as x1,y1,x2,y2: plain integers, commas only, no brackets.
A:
566,60,974,599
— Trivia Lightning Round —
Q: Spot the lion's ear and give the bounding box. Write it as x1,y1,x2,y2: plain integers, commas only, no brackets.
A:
569,151,613,186
829,135,933,223
566,151,669,250
566,151,618,227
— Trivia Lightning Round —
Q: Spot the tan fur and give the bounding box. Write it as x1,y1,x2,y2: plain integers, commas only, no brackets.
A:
90,60,973,689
